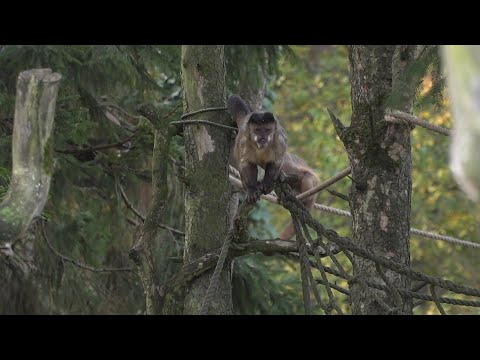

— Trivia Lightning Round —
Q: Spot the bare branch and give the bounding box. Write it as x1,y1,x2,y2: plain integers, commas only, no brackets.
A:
385,110,451,136
41,221,136,275
55,133,136,155
327,189,349,202
118,182,185,236
118,182,146,222
297,167,351,201
158,237,340,301
327,108,347,141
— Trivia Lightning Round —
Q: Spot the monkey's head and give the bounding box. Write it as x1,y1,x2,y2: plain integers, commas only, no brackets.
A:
248,112,277,149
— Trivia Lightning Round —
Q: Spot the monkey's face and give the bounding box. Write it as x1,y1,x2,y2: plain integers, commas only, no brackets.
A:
250,123,275,149
248,112,277,149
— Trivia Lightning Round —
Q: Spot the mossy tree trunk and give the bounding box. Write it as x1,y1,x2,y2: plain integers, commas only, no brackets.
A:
342,46,423,314
181,45,233,314
0,69,61,243
0,69,62,314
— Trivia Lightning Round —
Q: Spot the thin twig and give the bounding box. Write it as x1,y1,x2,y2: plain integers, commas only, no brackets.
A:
118,182,146,222
41,221,137,275
55,133,136,155
118,182,185,236
297,167,351,201
327,189,349,202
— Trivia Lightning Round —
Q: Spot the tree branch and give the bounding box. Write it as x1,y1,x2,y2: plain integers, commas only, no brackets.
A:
327,108,347,142
327,189,349,202
55,134,136,155
158,238,340,301
385,110,451,136
41,221,136,275
118,181,185,236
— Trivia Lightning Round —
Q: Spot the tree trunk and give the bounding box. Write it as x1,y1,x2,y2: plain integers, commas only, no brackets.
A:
344,46,419,314
0,69,62,243
181,45,233,314
0,69,62,314
129,105,177,315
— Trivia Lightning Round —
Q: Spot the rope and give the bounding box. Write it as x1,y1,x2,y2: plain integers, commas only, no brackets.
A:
172,107,237,132
430,285,447,315
289,255,480,308
170,120,237,132
279,184,480,298
292,215,314,315
301,221,343,315
410,229,480,249
181,107,228,119
231,170,478,250
385,110,452,136
313,204,480,250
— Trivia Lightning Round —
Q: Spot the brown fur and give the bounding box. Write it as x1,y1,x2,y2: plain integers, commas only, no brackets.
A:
228,95,319,239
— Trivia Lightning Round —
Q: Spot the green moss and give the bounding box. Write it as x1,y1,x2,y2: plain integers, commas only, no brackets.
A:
43,135,54,176
0,205,18,222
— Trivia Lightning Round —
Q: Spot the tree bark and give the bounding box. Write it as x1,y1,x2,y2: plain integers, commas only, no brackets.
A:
129,105,176,315
0,69,62,314
181,45,233,314
0,69,62,244
344,46,420,314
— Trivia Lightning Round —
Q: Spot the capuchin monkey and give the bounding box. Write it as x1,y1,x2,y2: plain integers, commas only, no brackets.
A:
228,94,320,240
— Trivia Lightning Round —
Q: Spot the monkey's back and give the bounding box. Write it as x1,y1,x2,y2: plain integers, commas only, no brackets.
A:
281,153,319,180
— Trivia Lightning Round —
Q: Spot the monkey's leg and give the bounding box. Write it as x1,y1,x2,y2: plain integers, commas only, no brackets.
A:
240,162,261,204
261,162,281,195
300,172,320,210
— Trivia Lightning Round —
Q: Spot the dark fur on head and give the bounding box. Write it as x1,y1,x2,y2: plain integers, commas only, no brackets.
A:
248,112,276,125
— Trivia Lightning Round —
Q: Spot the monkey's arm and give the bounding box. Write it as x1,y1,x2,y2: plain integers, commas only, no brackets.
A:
240,161,262,204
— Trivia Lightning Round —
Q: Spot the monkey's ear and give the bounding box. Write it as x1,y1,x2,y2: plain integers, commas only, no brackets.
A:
228,95,251,124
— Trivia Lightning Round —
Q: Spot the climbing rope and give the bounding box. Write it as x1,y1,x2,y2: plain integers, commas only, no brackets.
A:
313,204,480,250
181,107,228,119
171,106,237,132
275,181,480,314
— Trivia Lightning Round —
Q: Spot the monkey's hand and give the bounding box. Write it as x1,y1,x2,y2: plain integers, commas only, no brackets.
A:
259,180,275,195
246,185,262,204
